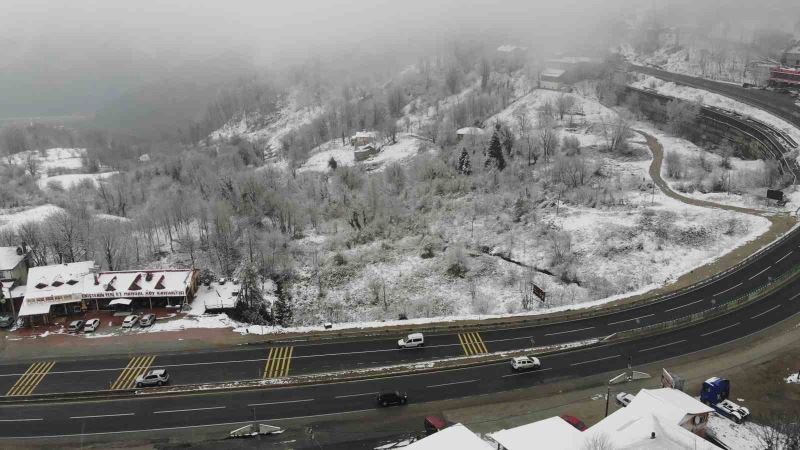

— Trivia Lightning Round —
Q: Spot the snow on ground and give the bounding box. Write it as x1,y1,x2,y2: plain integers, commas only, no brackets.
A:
5,148,86,172
618,43,750,85
210,92,324,158
299,134,431,173
0,204,62,233
630,75,800,160
706,413,769,450
786,372,799,384
37,171,117,189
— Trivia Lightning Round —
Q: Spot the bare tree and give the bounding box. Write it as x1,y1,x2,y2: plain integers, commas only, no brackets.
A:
555,93,576,121
537,120,560,164
25,152,40,178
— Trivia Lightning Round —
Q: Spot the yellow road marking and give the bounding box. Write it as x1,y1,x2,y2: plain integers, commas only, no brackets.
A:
111,356,155,390
6,361,56,396
458,332,488,356
263,346,294,378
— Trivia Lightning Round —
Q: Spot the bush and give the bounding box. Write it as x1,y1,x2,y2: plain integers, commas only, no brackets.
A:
443,245,469,278
333,252,347,266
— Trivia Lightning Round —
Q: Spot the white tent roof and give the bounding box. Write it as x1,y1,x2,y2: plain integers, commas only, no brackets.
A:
489,416,582,450
19,261,95,317
457,127,485,135
108,298,132,306
405,424,492,450
541,68,566,78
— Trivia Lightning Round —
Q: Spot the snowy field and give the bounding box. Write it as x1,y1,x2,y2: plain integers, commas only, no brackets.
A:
37,171,118,190
5,147,85,172
0,204,63,233
299,134,432,173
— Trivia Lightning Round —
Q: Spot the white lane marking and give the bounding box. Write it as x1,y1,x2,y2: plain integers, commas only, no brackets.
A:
571,355,619,366
10,409,378,439
335,392,378,399
0,418,43,422
751,304,782,320
153,406,226,415
749,266,772,280
501,368,553,378
638,340,686,353
545,327,594,336
714,283,742,297
426,379,478,389
608,314,654,326
790,292,800,301
700,322,740,337
248,399,315,407
664,299,704,313
776,251,793,264
70,413,135,419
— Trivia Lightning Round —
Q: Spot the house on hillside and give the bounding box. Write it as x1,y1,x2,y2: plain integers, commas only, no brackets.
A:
456,127,485,144
539,68,566,90
351,131,378,147
354,143,380,162
0,245,31,318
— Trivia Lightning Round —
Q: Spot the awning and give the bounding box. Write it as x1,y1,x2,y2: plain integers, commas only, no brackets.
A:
108,298,132,306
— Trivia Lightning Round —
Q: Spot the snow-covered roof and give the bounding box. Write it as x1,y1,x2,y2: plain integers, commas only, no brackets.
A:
548,56,601,65
405,424,492,450
138,153,151,162
196,281,240,310
19,261,95,316
0,246,27,271
540,68,566,78
641,388,714,416
489,416,582,450
82,269,195,299
353,131,377,139
457,127,485,135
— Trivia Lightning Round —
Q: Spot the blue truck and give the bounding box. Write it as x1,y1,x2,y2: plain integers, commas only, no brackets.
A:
700,377,750,423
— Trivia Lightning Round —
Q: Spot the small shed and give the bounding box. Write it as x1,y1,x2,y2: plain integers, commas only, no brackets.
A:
351,131,377,147
354,144,380,162
540,68,566,90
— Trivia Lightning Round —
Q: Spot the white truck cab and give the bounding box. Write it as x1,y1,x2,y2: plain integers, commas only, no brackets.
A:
398,333,425,348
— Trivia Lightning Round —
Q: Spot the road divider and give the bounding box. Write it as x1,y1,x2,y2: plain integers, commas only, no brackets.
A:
458,332,488,355
5,362,55,397
263,347,293,379
111,356,155,390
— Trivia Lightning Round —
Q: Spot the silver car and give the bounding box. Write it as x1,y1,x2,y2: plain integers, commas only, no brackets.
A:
135,369,169,387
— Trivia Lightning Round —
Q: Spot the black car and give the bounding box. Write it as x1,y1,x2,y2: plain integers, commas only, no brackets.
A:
377,391,407,407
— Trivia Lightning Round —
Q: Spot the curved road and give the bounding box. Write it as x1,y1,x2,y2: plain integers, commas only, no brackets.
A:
2,74,800,440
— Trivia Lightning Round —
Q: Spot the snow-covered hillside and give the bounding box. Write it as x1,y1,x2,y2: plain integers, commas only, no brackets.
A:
299,134,433,173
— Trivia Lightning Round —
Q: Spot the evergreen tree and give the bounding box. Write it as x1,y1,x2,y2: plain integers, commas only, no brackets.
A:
328,157,338,171
485,125,506,171
458,148,472,175
273,280,293,327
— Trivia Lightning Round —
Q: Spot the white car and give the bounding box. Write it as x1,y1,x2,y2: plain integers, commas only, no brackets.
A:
83,318,101,332
397,333,425,349
510,356,541,371
122,315,139,328
615,392,635,407
135,369,170,387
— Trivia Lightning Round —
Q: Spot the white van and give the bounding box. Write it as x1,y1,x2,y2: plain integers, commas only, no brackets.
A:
397,332,425,349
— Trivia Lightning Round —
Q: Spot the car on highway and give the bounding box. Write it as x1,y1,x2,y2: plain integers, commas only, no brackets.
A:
510,356,541,371
397,332,424,349
67,320,85,333
0,315,13,328
615,392,635,407
136,369,170,387
121,315,139,328
377,391,407,407
139,313,156,328
83,318,101,332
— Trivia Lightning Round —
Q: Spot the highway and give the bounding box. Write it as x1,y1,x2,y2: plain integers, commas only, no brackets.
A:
1,68,799,441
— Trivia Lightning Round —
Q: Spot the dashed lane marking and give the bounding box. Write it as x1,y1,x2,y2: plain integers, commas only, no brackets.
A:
714,283,742,297
571,355,619,366
457,332,488,356
749,265,772,280
608,314,654,326
426,379,478,389
664,299,704,313
154,407,225,415
776,251,793,264
263,346,294,378
545,327,594,336
110,356,155,390
5,361,55,397
70,413,135,420
700,322,740,337
501,368,554,378
751,304,781,320
638,340,686,353
248,399,315,407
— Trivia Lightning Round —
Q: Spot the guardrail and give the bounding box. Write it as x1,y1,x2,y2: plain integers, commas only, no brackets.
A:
612,261,800,341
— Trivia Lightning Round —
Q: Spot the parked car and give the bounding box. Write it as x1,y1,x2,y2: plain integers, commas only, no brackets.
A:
122,315,139,328
83,318,101,332
397,332,425,349
135,369,169,387
510,356,541,371
139,314,156,328
377,391,407,407
67,320,85,333
615,392,635,407
0,315,13,328
560,415,588,431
